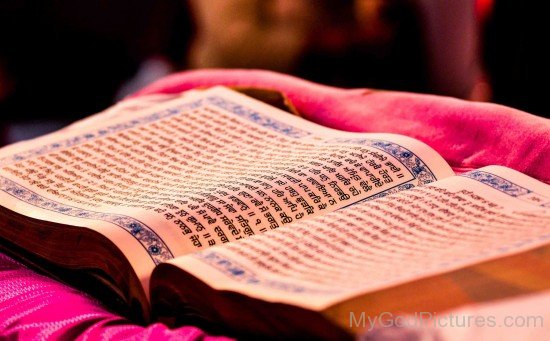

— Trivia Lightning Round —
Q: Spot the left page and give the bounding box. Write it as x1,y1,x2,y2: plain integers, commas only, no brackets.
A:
0,87,453,294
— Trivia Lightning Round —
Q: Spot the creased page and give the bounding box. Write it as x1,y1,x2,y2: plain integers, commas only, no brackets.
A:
169,166,550,310
0,87,452,289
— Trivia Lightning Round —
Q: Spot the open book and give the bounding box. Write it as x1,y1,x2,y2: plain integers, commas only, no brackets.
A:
0,87,548,339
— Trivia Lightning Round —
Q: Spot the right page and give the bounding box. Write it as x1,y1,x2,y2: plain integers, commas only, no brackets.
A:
161,165,550,312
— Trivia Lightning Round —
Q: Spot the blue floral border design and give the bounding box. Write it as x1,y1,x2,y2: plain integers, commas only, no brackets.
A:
0,100,202,167
328,138,438,185
0,94,437,263
205,96,311,138
0,96,310,167
0,95,310,263
194,250,339,294
461,170,531,197
364,183,416,202
196,232,550,294
0,176,173,264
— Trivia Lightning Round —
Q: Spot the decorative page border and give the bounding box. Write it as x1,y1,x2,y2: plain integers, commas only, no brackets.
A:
462,170,531,197
0,176,173,264
0,95,436,263
194,250,340,294
462,170,550,208
0,96,310,167
0,101,202,167
362,183,416,202
206,96,311,138
328,138,438,185
195,232,550,294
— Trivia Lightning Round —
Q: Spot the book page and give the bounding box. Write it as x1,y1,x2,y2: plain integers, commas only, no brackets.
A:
0,87,452,289
168,166,550,310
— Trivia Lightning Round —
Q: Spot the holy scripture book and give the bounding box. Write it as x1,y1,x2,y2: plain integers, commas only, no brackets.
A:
0,87,548,339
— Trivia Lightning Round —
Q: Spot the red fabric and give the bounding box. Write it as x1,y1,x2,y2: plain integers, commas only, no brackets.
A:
1,69,549,340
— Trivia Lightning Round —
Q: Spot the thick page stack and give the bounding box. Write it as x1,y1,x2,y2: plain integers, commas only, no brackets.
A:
154,166,549,338
0,87,547,339
0,87,451,315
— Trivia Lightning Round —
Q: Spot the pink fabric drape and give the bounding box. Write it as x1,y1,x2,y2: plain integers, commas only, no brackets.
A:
0,253,231,340
1,69,549,339
134,69,550,183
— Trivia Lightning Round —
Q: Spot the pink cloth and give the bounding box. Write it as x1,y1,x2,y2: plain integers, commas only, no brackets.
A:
0,253,231,340
135,69,550,183
1,69,549,340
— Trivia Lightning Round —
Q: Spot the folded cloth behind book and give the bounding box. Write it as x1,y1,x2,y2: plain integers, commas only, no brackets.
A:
1,69,549,339
134,69,550,184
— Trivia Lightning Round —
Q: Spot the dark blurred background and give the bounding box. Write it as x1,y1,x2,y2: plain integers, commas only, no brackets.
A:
0,0,547,146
